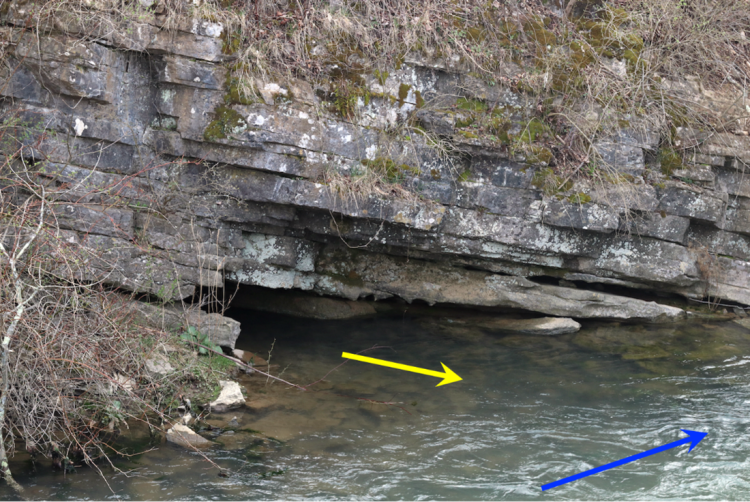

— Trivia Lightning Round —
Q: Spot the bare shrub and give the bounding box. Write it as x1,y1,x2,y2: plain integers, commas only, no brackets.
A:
0,106,235,493
633,0,749,89
0,145,149,492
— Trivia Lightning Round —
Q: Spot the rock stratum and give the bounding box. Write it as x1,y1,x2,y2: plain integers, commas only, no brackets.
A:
1,2,749,324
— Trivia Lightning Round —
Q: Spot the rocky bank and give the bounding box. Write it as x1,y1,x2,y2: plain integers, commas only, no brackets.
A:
1,0,749,338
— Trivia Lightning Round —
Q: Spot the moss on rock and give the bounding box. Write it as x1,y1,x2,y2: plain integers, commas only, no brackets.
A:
659,148,684,176
361,157,419,182
456,97,488,112
204,106,248,141
532,168,573,195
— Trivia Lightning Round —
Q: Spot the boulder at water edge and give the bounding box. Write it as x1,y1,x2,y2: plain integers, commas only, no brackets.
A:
210,380,246,412
166,423,213,449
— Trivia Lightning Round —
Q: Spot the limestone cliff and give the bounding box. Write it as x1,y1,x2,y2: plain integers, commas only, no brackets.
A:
1,0,749,322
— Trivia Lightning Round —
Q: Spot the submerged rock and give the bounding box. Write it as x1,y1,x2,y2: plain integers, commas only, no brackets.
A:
245,396,279,412
166,423,213,449
476,317,581,335
572,321,748,376
210,380,246,412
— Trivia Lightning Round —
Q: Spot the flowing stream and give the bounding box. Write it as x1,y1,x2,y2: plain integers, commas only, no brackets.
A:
3,309,750,500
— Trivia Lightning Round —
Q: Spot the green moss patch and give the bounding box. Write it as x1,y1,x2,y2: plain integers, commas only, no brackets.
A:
204,106,247,141
456,97,488,112
221,29,242,55
457,169,472,182
224,74,255,105
526,145,553,165
531,168,572,195
512,118,550,144
327,79,373,119
373,69,389,86
415,90,425,108
659,148,684,176
523,16,556,55
567,192,592,204
361,157,420,182
398,83,411,107
458,130,478,139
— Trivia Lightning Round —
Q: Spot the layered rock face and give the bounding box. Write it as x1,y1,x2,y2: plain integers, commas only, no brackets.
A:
1,10,748,322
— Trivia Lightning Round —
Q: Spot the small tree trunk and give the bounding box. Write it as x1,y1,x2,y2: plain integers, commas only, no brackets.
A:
0,322,24,495
0,261,31,496
0,191,45,497
0,437,23,495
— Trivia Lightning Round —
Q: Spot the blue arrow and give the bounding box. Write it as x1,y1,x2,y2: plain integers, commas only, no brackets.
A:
541,429,707,491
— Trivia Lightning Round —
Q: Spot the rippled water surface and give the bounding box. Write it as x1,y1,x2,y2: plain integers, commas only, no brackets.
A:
4,310,750,500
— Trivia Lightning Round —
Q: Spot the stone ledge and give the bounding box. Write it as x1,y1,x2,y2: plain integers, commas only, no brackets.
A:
313,248,685,322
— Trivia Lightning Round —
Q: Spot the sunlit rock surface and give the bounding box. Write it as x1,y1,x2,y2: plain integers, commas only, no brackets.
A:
210,380,246,413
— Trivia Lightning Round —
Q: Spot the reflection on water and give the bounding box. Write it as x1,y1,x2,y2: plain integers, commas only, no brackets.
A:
4,311,750,500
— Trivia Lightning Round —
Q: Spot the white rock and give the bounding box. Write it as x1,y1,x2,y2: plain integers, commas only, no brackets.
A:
145,353,174,377
73,118,87,136
201,21,223,38
166,423,212,449
259,82,287,105
210,380,246,412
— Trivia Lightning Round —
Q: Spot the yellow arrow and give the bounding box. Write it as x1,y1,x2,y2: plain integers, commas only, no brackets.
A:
341,352,463,387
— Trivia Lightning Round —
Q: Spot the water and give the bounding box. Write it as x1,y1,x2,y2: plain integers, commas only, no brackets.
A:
4,310,750,500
